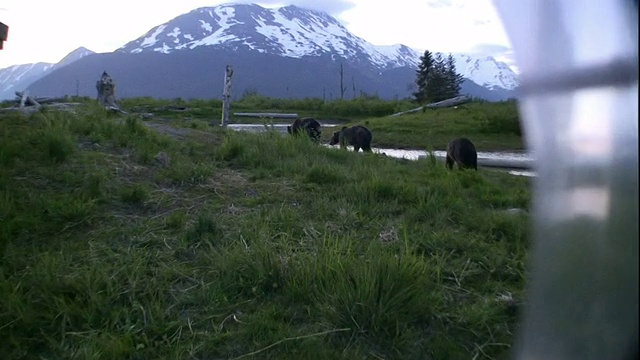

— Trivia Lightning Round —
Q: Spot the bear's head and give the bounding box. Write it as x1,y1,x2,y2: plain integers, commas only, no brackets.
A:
329,131,341,145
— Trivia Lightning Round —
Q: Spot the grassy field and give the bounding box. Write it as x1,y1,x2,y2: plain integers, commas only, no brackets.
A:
346,101,523,151
117,96,524,151
0,100,531,359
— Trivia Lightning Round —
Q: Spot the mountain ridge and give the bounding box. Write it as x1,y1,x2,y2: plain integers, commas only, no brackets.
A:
3,3,518,101
115,3,518,91
0,47,95,99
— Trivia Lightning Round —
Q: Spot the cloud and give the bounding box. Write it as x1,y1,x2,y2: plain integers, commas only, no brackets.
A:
426,0,453,8
256,0,356,15
469,43,519,73
469,43,512,55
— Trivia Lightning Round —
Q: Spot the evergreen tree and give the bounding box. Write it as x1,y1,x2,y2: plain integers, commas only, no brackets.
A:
427,53,448,102
444,54,464,99
413,50,466,104
413,50,433,104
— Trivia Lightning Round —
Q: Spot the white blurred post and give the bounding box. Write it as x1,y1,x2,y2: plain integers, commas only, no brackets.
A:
493,0,639,358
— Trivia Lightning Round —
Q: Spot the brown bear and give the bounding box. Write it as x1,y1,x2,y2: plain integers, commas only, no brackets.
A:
329,125,373,152
446,137,478,171
287,117,322,142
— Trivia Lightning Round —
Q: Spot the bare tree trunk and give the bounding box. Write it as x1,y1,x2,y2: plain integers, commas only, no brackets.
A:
352,76,356,99
96,71,120,108
220,65,233,127
339,63,346,100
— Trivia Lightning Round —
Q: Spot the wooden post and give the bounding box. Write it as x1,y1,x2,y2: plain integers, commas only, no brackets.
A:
220,65,233,127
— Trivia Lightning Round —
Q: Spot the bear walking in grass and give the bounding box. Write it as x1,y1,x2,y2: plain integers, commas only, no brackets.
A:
446,137,478,171
329,125,373,153
287,117,322,143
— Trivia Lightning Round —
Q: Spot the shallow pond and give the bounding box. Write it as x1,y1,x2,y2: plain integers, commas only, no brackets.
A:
227,123,537,177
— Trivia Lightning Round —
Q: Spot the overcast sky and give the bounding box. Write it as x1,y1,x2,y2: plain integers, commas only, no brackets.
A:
0,0,516,70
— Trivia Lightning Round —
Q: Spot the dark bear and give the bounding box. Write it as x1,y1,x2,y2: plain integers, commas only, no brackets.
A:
287,117,322,142
446,137,478,171
329,125,373,152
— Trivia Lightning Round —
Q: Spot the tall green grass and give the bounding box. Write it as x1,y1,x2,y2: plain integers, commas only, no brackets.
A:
116,96,524,151
0,102,530,359
359,101,524,150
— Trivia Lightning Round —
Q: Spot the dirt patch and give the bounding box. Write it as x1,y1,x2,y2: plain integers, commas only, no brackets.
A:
212,168,249,186
221,203,247,216
144,122,196,139
194,168,253,201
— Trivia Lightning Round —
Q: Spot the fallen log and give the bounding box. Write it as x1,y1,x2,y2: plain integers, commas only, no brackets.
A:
389,95,472,117
389,106,423,117
31,97,69,104
233,112,299,119
154,105,188,112
106,105,128,114
17,92,41,108
425,95,472,109
0,102,81,115
15,91,67,108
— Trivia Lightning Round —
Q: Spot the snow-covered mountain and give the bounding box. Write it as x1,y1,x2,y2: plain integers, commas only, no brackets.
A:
55,47,95,69
118,4,420,70
118,3,518,92
23,4,518,101
442,54,518,91
0,47,95,100
0,62,54,100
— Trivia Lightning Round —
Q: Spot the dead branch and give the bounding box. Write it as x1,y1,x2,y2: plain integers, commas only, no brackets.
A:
389,95,472,117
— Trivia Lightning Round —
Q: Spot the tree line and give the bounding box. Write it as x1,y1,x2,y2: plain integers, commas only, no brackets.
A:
413,50,465,104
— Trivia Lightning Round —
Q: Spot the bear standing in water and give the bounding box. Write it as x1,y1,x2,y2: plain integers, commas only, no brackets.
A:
287,117,322,143
329,125,373,152
446,137,478,171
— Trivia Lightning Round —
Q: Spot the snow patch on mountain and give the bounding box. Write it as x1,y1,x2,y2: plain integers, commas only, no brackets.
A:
114,3,518,91
118,4,429,72
446,53,518,91
0,63,53,92
0,47,95,100
137,25,168,52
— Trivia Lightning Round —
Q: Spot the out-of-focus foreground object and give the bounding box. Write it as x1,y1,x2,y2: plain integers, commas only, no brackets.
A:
0,21,8,50
492,0,638,359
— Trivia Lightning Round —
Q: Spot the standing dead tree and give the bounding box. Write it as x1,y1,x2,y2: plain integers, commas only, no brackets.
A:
96,71,126,113
220,65,233,127
352,76,356,99
339,63,347,100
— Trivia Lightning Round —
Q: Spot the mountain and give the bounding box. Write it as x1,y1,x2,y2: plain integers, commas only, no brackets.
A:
0,47,95,100
55,47,95,68
118,4,422,71
0,62,54,100
116,4,517,91
25,4,517,101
